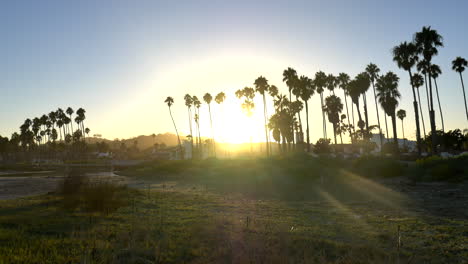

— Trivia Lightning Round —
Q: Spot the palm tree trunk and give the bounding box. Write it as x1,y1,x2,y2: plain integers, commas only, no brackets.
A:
363,94,369,135
343,91,351,142
371,81,383,150
355,100,363,130
320,93,327,139
168,107,182,158
333,123,337,145
408,70,422,156
262,94,269,156
208,104,215,157
427,72,437,154
459,73,468,120
433,78,444,132
417,88,427,138
305,101,310,152
69,115,74,133
384,114,389,141
401,119,406,148
391,113,398,147
351,102,356,134
187,107,194,159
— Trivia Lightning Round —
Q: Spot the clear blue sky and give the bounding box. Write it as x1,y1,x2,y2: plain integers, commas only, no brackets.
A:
1,0,467,142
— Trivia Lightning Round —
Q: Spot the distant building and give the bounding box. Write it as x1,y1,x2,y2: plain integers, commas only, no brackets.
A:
370,133,416,152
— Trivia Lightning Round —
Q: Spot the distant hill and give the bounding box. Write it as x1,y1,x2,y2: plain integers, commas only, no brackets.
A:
85,133,187,150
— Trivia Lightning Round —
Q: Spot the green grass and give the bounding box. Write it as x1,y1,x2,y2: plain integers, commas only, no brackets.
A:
1,156,467,263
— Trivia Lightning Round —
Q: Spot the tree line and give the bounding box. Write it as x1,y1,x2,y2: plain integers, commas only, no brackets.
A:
165,26,468,157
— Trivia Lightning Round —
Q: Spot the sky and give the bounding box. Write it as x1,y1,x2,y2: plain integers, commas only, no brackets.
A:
1,0,467,143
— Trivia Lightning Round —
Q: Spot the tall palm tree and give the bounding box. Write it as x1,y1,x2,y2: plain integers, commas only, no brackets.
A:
347,79,363,133
235,87,256,152
337,73,352,140
254,76,271,156
429,64,444,131
76,108,86,141
417,60,432,119
414,26,443,154
184,94,194,156
366,63,384,148
283,67,298,102
323,95,343,145
315,71,328,139
164,97,182,156
203,93,215,156
411,73,427,138
214,92,226,154
192,96,202,155
326,74,336,96
357,72,371,135
66,107,74,133
397,109,406,144
376,72,401,149
298,75,315,152
392,41,422,155
452,57,468,120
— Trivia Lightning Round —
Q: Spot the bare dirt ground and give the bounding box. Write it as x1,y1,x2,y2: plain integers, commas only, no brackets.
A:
0,171,128,200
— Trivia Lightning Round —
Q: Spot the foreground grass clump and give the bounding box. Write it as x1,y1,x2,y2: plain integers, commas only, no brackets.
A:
412,155,468,182
60,169,129,214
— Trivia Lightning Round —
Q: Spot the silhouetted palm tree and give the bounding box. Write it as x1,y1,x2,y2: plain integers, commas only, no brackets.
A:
192,96,202,155
337,73,352,140
184,94,194,156
414,26,443,154
326,74,336,96
235,87,256,152
411,73,427,139
452,57,468,120
283,67,298,102
298,75,315,151
392,41,422,155
429,64,444,131
417,60,432,120
366,63,384,148
254,76,271,156
164,97,182,155
376,72,401,148
66,107,74,135
203,93,215,156
315,71,328,139
397,109,406,144
214,92,226,155
323,95,343,144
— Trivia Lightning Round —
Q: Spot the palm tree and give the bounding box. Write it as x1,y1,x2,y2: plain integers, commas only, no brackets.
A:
411,73,427,138
283,67,298,102
326,74,336,95
184,94,194,156
452,57,468,120
192,96,202,155
376,72,401,149
397,109,407,147
235,87,256,152
417,60,432,120
164,97,182,156
315,71,328,139
357,72,371,135
414,26,443,154
76,108,86,141
348,73,370,134
254,76,271,156
203,93,215,157
429,64,444,131
392,41,422,155
337,73,352,140
214,92,226,155
323,95,343,145
366,63,384,148
66,107,74,134
298,75,315,152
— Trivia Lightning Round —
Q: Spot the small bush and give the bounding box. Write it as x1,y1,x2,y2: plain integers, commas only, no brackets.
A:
59,169,129,214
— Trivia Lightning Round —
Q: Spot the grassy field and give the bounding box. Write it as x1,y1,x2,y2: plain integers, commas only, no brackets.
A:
0,155,467,263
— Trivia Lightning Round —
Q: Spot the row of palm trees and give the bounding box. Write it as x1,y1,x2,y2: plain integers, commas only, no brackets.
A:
14,107,89,150
393,26,468,155
165,26,467,157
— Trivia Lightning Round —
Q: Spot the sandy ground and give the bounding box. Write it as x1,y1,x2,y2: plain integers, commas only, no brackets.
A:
0,171,127,200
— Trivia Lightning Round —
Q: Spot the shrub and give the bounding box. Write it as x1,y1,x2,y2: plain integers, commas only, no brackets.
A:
314,138,331,154
59,169,129,214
